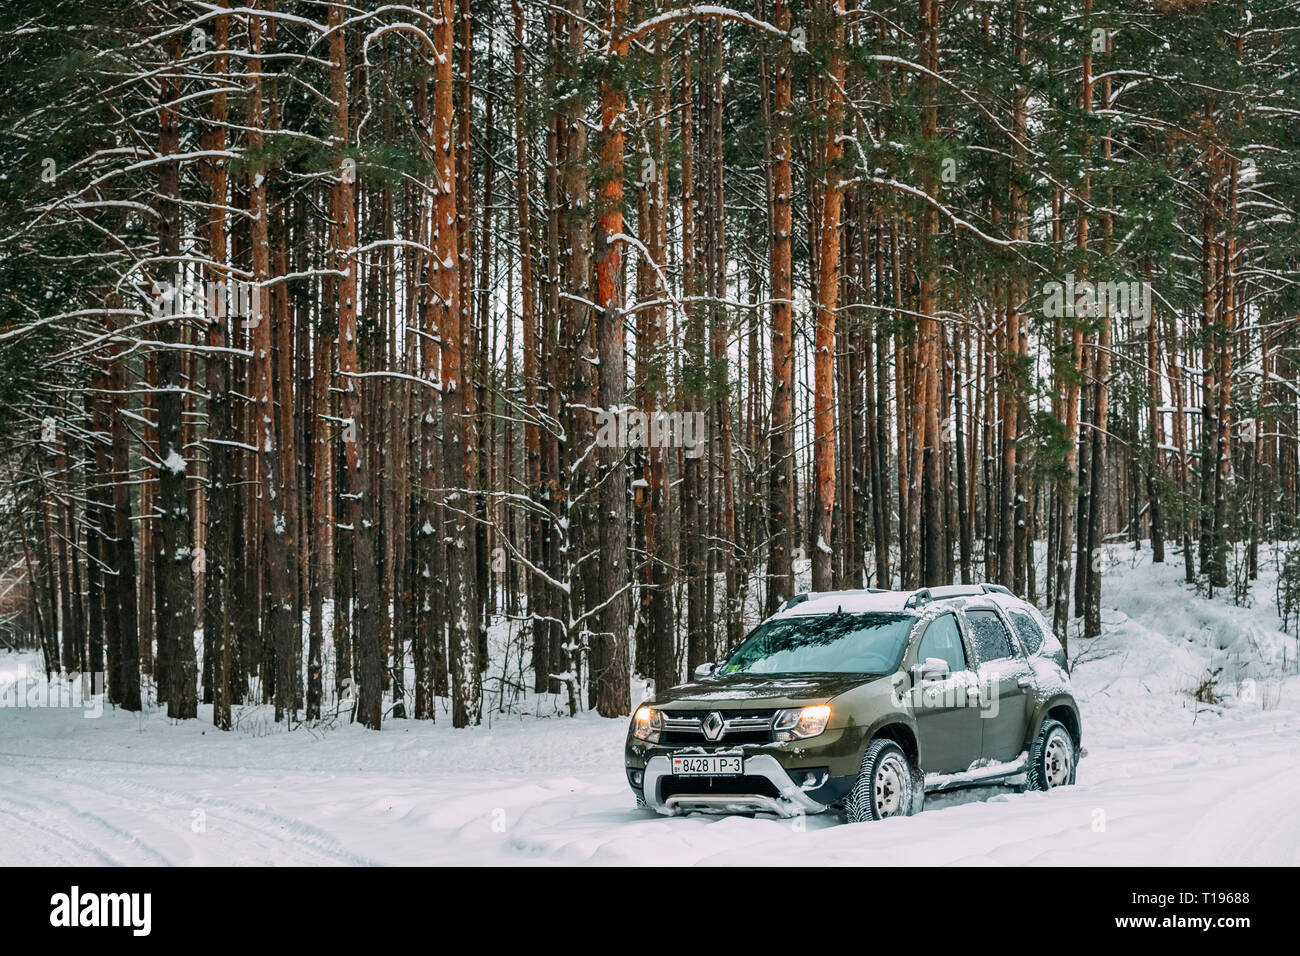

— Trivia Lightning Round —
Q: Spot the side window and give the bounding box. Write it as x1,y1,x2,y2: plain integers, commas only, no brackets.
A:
966,609,1015,663
1006,609,1045,656
917,614,967,673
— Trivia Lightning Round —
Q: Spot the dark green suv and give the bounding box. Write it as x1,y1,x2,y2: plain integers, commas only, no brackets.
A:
625,585,1081,822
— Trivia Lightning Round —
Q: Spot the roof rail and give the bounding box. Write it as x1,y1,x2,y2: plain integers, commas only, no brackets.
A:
904,588,933,609
780,592,812,612
779,587,895,613
927,585,985,599
904,580,1013,608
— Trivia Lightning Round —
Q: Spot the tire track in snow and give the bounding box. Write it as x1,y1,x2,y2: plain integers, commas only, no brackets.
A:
0,786,172,865
0,754,381,866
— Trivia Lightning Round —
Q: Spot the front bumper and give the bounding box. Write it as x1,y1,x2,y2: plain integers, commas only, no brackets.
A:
635,754,846,817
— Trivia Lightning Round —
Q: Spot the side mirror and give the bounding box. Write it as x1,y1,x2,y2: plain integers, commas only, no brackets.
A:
693,662,717,681
913,657,951,684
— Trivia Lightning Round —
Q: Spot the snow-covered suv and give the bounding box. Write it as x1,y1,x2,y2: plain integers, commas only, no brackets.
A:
626,584,1081,822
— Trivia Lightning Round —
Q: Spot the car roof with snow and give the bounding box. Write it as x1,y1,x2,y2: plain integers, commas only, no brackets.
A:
758,585,1065,666
772,583,1028,620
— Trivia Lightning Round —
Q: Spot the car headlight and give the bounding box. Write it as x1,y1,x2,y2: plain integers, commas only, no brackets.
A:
632,705,663,743
773,704,831,741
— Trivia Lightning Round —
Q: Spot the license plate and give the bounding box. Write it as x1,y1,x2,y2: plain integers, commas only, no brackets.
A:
671,754,743,776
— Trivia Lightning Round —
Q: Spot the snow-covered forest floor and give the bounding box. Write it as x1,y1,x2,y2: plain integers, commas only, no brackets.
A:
2,546,1299,866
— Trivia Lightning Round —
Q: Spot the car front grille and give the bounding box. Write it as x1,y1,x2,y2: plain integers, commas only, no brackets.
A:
661,709,777,745
660,774,782,801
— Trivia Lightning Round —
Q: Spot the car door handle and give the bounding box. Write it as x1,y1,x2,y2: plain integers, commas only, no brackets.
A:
965,685,982,698
1016,676,1031,688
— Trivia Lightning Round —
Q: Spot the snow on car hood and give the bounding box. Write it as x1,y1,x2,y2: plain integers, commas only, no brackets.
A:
653,672,886,709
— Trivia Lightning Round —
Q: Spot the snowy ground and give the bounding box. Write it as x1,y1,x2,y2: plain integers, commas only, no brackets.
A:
2,546,1299,866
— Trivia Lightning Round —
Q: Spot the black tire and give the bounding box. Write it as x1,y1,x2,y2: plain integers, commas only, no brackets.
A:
846,739,917,823
1025,718,1076,791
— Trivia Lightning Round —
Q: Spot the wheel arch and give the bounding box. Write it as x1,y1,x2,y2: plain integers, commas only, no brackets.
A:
864,716,919,768
1027,695,1082,750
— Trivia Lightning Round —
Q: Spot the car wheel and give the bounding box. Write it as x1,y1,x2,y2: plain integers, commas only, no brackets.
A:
846,739,917,823
1026,718,1076,791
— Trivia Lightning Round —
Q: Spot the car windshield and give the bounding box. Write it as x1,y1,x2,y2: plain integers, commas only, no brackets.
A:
719,612,913,676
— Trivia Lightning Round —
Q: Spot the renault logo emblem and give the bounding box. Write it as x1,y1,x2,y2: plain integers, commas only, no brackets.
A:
702,711,725,741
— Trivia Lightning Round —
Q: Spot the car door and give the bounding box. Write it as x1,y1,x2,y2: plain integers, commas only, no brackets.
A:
963,607,1032,763
910,613,982,773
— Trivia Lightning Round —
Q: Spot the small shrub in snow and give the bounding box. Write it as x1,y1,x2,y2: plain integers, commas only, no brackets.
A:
1189,667,1223,707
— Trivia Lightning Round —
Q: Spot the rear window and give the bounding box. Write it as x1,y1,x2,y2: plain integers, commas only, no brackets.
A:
965,609,1016,663
1006,609,1045,655
721,613,913,676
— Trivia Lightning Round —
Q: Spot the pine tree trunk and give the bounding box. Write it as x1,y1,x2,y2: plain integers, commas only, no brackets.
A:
591,0,632,716
918,0,944,587
206,1,234,729
812,0,845,593
766,0,795,612
329,6,383,729
432,0,479,726
157,31,197,718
